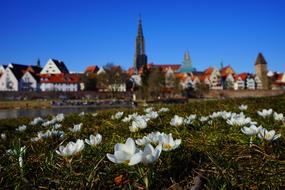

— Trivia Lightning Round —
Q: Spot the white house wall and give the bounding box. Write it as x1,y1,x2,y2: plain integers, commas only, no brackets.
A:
0,68,19,91
40,83,78,92
20,72,38,91
40,59,62,74
246,78,255,90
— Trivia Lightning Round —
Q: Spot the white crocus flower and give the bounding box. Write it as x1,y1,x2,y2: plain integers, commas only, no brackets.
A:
200,116,209,122
141,144,162,164
258,128,281,141
42,119,56,127
221,111,233,120
129,125,139,132
56,139,85,157
170,115,184,127
129,116,147,132
159,133,181,151
273,112,284,122
1,133,6,141
7,146,26,156
31,132,43,142
92,113,98,117
147,131,165,144
69,123,82,133
257,109,273,118
55,113,65,122
144,107,154,113
51,130,65,138
145,111,159,120
19,156,24,168
241,125,262,136
7,146,26,168
107,138,143,166
158,107,169,113
111,112,124,120
52,123,62,130
135,136,151,146
227,116,253,126
16,125,27,132
239,104,248,111
184,114,197,125
210,111,222,119
85,134,102,146
79,112,85,117
30,117,44,125
122,113,138,123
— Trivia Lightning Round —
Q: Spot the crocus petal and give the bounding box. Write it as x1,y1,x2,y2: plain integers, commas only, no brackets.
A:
129,152,143,166
107,154,117,163
114,151,131,162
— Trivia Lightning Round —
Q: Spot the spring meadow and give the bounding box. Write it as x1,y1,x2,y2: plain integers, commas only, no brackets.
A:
0,95,284,189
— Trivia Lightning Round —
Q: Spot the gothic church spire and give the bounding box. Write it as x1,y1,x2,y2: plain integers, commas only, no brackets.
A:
134,15,147,74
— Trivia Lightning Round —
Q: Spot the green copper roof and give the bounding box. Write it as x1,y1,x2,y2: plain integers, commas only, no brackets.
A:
177,51,196,73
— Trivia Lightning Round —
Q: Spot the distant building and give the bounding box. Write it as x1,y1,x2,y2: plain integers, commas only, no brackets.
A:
254,76,262,89
223,73,235,89
40,59,69,74
39,59,80,92
273,72,285,89
20,66,42,91
201,67,222,89
246,76,256,90
255,53,269,89
220,66,236,89
134,16,147,74
0,63,42,91
0,65,7,77
177,51,196,73
85,65,99,75
40,73,80,92
234,73,247,90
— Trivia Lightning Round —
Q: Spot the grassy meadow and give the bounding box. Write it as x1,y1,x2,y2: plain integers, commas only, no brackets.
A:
0,95,285,189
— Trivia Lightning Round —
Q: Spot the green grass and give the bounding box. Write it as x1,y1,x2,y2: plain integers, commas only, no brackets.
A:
0,95,285,189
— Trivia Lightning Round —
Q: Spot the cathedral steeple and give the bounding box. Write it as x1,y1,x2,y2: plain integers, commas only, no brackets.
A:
134,15,147,74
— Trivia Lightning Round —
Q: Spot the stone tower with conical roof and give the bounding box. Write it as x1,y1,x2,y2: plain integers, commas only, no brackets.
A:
255,52,269,89
134,16,147,74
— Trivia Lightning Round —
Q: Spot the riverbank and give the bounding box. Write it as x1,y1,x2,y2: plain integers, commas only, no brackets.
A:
0,100,51,109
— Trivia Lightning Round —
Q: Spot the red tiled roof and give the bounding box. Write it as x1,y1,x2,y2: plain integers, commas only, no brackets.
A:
235,73,248,81
40,74,80,83
128,64,181,76
276,73,284,81
85,65,99,73
199,67,214,81
220,66,235,77
204,67,214,75
199,74,210,81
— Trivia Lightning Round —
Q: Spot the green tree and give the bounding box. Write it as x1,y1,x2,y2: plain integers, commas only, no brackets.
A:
83,73,97,91
147,67,165,100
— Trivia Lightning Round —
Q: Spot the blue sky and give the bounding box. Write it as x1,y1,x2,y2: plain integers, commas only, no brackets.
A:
0,0,284,73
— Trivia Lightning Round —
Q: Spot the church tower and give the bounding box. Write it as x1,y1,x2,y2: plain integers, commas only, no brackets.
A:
178,51,196,73
134,16,147,74
255,52,269,89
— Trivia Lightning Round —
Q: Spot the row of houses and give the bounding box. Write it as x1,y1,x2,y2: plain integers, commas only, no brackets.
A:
0,59,82,92
128,52,285,91
0,53,284,92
